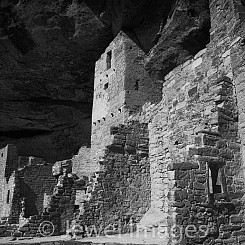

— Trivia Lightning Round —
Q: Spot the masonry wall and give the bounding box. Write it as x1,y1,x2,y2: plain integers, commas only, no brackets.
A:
18,159,56,218
229,1,245,177
125,1,245,243
0,146,8,216
123,36,161,114
77,122,151,236
0,1,244,243
72,148,94,179
134,51,242,244
91,32,126,168
0,145,18,220
91,32,161,169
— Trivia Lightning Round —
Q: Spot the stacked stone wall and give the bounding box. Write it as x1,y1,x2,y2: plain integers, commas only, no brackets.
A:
86,2,245,242
18,161,56,218
77,122,151,236
0,146,8,215
0,145,18,221
126,3,245,241
124,35,162,114
1,1,245,243
229,0,245,181
0,170,78,237
49,175,77,235
91,32,128,168
72,147,93,178
91,32,161,169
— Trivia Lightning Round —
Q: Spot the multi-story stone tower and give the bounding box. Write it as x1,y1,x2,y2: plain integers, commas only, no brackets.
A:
0,145,18,219
91,31,160,167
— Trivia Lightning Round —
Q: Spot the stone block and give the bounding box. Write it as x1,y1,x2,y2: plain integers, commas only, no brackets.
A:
52,162,63,176
222,238,238,244
175,190,188,201
168,162,199,170
53,160,72,176
172,202,185,208
192,57,203,69
19,226,29,232
13,231,22,237
230,214,244,224
124,145,136,154
232,229,245,237
5,231,13,236
221,224,241,232
238,235,245,243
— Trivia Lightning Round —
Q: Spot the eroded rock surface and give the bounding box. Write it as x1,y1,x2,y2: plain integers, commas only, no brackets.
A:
0,0,210,161
145,0,211,79
0,1,111,161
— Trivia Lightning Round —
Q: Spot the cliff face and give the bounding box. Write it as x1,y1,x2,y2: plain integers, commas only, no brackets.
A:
0,0,210,162
86,0,210,78
0,1,112,161
145,0,210,79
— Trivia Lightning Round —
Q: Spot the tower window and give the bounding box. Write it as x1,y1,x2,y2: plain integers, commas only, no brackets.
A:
208,164,227,204
209,166,222,194
104,83,109,90
6,190,10,204
106,51,112,70
134,80,139,90
1,153,3,157
242,0,245,7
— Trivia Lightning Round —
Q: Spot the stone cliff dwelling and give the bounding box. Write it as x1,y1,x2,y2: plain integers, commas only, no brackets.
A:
0,0,245,244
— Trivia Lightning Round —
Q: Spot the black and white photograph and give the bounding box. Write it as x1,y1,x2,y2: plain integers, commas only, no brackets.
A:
0,0,245,244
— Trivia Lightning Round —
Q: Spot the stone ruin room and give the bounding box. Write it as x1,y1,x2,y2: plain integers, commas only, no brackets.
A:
0,0,245,244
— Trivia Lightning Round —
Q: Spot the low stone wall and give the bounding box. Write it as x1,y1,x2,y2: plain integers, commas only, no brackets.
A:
19,162,56,217
0,222,19,237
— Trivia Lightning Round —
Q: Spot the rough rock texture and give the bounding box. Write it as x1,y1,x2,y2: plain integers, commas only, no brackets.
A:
0,0,210,162
85,0,171,52
145,0,211,79
0,0,112,161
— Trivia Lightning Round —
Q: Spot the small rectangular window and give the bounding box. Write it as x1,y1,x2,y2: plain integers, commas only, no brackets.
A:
134,80,139,90
208,164,228,203
106,51,112,70
104,83,109,90
209,166,222,194
6,190,10,204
